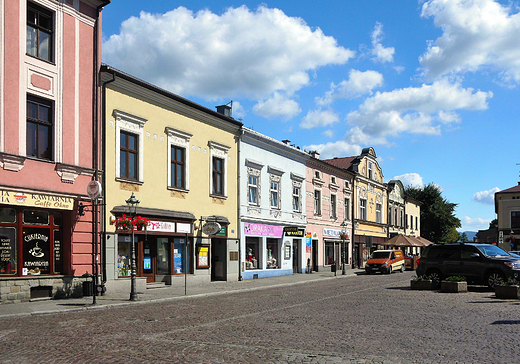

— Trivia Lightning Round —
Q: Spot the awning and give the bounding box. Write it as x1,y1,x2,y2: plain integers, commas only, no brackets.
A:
383,234,431,247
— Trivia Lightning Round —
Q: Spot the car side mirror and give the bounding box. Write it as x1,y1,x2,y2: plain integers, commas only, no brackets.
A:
471,253,480,259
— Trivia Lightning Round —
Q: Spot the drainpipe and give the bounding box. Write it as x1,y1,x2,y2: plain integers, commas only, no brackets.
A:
237,127,243,281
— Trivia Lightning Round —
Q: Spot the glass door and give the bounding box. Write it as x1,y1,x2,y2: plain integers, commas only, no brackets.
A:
156,238,170,275
141,239,155,283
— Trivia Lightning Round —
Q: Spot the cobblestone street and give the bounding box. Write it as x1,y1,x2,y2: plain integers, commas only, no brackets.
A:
1,271,519,363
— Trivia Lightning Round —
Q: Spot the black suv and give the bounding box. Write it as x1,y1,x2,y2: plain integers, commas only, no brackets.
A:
416,243,520,288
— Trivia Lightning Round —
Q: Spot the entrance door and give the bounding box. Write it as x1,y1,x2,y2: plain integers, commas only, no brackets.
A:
312,239,318,272
141,239,155,283
292,240,299,273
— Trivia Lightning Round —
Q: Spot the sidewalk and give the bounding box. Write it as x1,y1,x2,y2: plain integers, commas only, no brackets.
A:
0,270,362,318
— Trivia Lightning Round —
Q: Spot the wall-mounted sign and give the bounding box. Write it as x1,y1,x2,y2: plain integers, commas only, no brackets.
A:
87,181,102,200
284,227,305,237
0,189,73,210
202,221,221,235
244,222,283,237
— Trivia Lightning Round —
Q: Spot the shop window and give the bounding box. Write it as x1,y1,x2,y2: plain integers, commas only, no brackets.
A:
0,227,17,275
27,94,53,160
0,208,16,223
117,237,134,277
173,238,190,274
266,239,279,269
157,238,170,275
166,127,191,191
22,227,51,275
246,237,260,270
27,1,54,62
325,242,335,265
23,209,49,225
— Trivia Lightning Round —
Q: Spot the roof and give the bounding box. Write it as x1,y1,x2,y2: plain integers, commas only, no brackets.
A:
497,184,520,194
323,156,358,170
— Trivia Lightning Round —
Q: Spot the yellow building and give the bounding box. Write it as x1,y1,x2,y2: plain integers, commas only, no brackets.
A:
100,66,242,291
325,148,387,267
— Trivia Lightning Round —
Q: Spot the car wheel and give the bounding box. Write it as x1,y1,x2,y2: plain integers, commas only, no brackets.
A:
486,271,505,288
427,269,442,289
400,264,405,273
388,266,393,274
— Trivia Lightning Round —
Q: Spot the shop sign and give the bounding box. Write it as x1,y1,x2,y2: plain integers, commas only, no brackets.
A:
244,222,283,237
323,228,349,238
22,228,50,275
146,220,176,233
0,189,74,210
283,227,305,237
202,221,221,235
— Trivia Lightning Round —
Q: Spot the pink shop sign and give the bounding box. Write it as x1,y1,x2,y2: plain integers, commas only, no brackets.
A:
244,222,283,237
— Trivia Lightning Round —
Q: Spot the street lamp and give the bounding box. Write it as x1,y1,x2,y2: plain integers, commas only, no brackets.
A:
126,192,139,301
340,220,348,275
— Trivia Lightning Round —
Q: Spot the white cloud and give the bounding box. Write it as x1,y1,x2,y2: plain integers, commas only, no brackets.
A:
303,140,362,160
322,130,335,138
316,69,384,106
420,0,520,84
393,173,424,188
461,216,492,231
103,6,355,100
253,92,301,120
472,187,501,205
345,79,492,145
300,109,339,129
371,22,395,63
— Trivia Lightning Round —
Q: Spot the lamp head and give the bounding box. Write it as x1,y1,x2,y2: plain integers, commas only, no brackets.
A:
126,192,140,214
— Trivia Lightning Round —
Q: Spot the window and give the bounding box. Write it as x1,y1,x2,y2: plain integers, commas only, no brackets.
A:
212,157,224,196
27,1,53,62
331,176,337,185
315,170,321,179
401,211,404,228
512,211,520,229
376,203,382,223
314,190,322,215
406,214,409,228
270,179,280,209
166,127,191,190
26,95,53,160
248,175,259,205
368,162,373,179
410,215,414,230
415,216,419,230
360,199,367,220
170,146,185,189
114,110,146,183
246,237,260,269
344,198,350,220
266,239,279,269
330,194,337,219
394,208,398,227
292,185,300,212
120,131,138,180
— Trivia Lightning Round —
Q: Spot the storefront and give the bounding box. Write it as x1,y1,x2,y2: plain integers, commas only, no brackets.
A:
323,228,350,271
0,188,94,303
242,221,302,279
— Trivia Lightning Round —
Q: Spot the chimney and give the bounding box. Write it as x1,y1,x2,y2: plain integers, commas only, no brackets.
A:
282,140,291,145
309,150,320,159
216,102,232,117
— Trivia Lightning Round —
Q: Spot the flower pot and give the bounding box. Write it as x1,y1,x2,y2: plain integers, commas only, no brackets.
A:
411,280,434,290
441,280,467,293
495,285,520,299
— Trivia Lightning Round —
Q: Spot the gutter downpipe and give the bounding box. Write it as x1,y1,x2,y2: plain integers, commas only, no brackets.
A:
237,128,243,281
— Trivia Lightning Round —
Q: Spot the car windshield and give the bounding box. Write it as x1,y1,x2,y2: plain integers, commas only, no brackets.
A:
370,251,390,259
476,245,509,257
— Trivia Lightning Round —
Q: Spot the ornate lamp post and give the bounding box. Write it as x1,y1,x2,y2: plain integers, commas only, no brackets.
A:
126,192,139,301
340,220,348,275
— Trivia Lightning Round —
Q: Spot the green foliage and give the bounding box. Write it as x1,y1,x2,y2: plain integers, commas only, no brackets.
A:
405,183,461,244
445,227,460,243
499,277,520,286
412,275,432,282
445,275,466,282
489,219,498,229
459,232,469,243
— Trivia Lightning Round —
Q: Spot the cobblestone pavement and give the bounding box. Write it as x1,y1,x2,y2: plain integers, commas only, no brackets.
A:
1,271,519,363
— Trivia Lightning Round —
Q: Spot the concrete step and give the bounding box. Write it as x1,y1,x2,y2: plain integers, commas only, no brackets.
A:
146,282,167,289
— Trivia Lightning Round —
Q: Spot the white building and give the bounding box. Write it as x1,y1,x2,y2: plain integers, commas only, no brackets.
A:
239,129,309,279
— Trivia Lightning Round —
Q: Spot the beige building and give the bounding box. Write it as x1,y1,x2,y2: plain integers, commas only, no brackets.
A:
100,66,242,291
495,183,520,251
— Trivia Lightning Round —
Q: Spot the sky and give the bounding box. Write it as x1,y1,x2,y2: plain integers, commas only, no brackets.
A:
101,0,520,233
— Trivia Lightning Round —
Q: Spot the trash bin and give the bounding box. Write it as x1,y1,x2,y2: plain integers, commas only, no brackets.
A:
331,264,336,273
83,280,93,297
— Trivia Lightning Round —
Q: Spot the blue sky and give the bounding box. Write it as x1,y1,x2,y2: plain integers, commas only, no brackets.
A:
101,0,520,233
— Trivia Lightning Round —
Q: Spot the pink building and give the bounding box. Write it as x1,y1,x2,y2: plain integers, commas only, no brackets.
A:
0,0,109,303
306,152,355,273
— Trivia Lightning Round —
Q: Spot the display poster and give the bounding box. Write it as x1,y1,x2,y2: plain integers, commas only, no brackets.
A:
284,243,291,259
22,227,50,275
306,236,312,253
197,246,209,268
143,256,152,270
0,227,16,274
53,230,62,274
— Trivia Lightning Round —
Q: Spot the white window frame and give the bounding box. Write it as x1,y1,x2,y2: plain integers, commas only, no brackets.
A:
330,193,337,219
360,198,367,220
209,141,230,198
344,197,350,220
376,203,382,223
368,162,373,180
291,172,304,213
166,127,192,191
314,189,322,216
268,166,284,210
114,110,147,183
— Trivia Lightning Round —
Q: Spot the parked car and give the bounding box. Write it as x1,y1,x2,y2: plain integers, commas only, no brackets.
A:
365,250,405,274
510,251,520,256
416,243,520,288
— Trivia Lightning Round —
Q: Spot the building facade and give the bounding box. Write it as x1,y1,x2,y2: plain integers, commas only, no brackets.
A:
100,66,242,291
0,0,109,303
239,130,308,280
306,152,354,273
495,183,520,251
325,148,387,268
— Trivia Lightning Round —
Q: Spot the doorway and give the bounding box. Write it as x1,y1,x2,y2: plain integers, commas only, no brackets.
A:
292,240,300,273
140,239,155,283
211,238,227,281
312,239,318,272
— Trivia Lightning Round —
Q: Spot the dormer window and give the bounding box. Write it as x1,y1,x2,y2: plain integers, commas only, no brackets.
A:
368,162,373,180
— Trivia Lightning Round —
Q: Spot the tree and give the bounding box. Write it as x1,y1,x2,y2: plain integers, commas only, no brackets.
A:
489,219,498,229
405,183,461,244
459,232,469,242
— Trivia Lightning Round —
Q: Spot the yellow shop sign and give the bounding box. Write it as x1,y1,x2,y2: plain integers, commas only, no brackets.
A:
0,189,74,210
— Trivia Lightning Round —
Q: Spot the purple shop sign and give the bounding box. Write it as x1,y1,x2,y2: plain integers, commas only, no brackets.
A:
244,222,283,237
